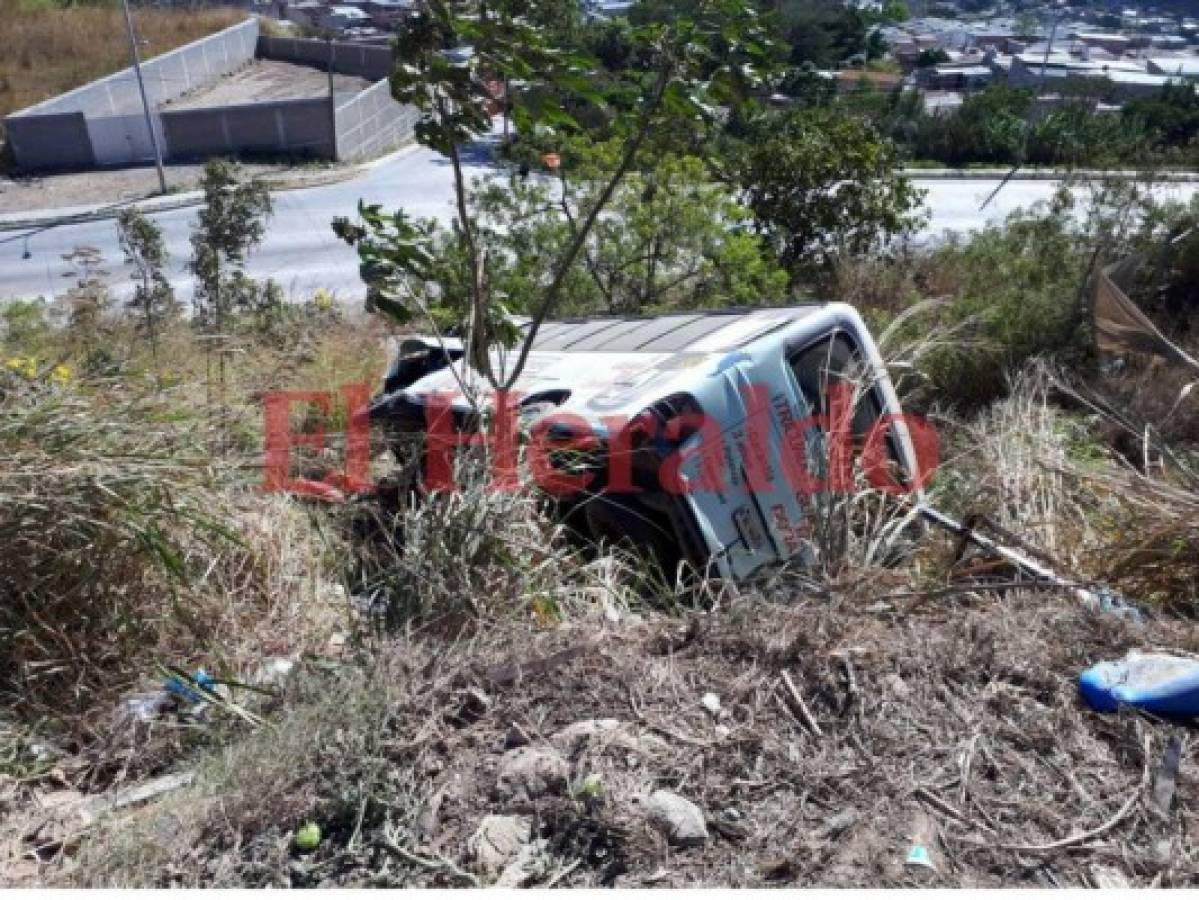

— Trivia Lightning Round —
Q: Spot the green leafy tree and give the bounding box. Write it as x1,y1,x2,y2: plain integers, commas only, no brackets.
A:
719,106,925,282
467,148,788,315
117,207,176,363
337,0,777,390
915,47,949,68
880,0,909,22
911,85,1031,166
1123,84,1199,156
188,159,273,328
776,62,836,104
775,0,871,68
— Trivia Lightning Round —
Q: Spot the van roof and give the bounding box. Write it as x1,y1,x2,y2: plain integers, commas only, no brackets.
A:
527,305,825,354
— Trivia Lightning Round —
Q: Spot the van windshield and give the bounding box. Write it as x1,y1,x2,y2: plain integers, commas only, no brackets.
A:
787,332,907,484
788,333,882,439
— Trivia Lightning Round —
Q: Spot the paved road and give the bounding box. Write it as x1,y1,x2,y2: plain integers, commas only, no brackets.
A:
2,140,1196,303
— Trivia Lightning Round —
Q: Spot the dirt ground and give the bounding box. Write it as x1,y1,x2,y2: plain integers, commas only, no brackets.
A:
0,159,343,215
5,575,1195,888
163,60,373,111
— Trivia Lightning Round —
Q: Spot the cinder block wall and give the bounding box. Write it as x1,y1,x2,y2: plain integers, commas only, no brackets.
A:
334,78,417,161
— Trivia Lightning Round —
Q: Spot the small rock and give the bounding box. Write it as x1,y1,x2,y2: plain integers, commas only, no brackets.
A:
700,693,722,716
886,673,910,699
325,632,347,658
495,747,569,801
468,815,532,876
644,789,708,847
820,808,859,838
550,719,668,757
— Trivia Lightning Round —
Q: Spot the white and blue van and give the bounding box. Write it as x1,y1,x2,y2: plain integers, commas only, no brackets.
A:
370,303,924,579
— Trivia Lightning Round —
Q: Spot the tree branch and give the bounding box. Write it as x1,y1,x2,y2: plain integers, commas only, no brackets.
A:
442,94,497,389
500,63,675,389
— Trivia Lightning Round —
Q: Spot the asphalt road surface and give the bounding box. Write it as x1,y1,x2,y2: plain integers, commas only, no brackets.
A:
2,137,1196,304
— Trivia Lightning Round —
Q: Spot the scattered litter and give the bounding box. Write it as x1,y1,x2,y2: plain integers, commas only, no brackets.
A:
917,505,1147,622
293,822,322,853
252,658,294,688
164,669,216,704
905,844,935,870
904,810,938,873
1078,652,1199,715
120,690,174,723
571,773,603,800
701,693,722,717
1150,735,1184,819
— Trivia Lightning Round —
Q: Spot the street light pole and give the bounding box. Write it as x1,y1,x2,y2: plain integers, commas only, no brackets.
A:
120,0,167,195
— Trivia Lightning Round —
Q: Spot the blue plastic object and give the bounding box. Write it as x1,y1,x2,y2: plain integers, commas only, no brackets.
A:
163,669,216,704
1079,652,1199,716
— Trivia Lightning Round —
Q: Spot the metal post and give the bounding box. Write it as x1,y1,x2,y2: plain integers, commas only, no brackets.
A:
327,36,339,160
120,0,167,195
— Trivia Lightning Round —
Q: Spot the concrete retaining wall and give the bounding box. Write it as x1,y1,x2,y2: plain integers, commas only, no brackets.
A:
162,98,335,160
334,77,417,161
5,18,259,171
258,35,393,81
16,19,258,119
3,21,411,171
4,113,94,171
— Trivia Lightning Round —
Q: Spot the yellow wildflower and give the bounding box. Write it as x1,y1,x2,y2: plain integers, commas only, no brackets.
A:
50,364,72,385
5,356,37,378
313,289,334,311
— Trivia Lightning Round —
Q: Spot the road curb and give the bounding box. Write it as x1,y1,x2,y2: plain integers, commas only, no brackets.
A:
0,140,418,232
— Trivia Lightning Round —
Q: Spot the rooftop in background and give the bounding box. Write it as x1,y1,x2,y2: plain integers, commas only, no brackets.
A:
1147,57,1199,77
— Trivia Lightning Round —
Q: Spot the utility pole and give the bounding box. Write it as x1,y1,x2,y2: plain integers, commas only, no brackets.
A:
120,0,167,195
327,36,339,160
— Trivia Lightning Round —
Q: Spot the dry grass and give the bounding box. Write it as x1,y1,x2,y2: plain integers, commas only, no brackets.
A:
0,306,387,752
3,244,1198,887
0,0,246,147
52,580,1198,888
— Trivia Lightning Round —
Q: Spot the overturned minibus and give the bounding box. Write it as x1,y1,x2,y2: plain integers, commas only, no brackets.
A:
369,304,929,579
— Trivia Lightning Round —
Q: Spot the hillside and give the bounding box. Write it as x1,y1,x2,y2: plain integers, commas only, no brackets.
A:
0,0,245,147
